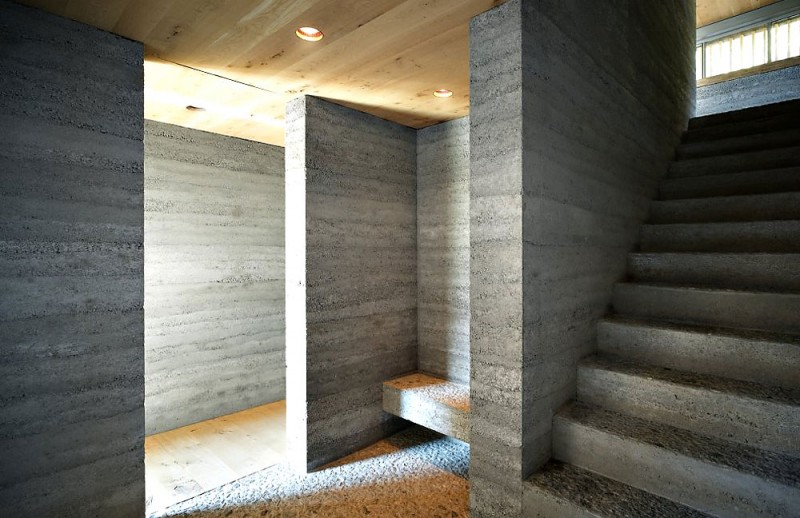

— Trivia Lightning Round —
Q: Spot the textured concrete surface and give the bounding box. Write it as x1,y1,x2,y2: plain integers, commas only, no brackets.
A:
649,192,800,224
383,373,470,442
640,220,800,252
677,127,800,159
553,403,800,517
144,121,285,435
613,283,800,333
154,426,468,518
285,96,417,471
417,117,470,384
627,252,800,291
696,64,800,117
578,354,800,456
598,317,800,389
469,0,694,515
524,461,708,518
668,145,800,177
0,1,144,516
659,167,800,199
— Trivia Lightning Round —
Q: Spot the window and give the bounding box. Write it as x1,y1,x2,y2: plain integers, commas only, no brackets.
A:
697,14,800,80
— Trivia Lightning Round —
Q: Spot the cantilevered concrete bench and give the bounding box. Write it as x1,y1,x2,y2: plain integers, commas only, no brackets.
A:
383,373,469,443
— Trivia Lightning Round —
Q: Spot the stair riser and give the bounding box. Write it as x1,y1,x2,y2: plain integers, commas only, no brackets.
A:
677,129,800,160
659,170,800,199
612,284,800,334
578,367,799,456
669,147,800,178
552,418,800,516
650,193,800,224
640,222,800,253
688,100,800,131
627,253,800,291
684,112,800,143
597,320,800,389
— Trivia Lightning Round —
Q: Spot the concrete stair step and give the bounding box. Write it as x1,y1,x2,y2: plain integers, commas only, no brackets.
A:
684,111,800,143
523,461,709,518
598,317,800,389
627,252,800,291
688,98,800,131
649,192,800,223
668,146,800,178
659,168,800,199
578,354,800,456
677,128,800,160
553,402,800,516
639,220,800,253
612,283,800,334
382,372,469,443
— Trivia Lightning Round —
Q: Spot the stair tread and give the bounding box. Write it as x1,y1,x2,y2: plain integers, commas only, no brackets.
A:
525,461,710,518
688,99,800,130
649,192,800,223
669,145,800,176
600,315,800,346
616,281,800,296
601,315,800,347
677,128,800,159
659,167,800,199
557,402,800,488
582,353,800,407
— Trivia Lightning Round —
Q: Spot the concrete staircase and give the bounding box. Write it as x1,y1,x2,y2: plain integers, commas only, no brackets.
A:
525,100,800,517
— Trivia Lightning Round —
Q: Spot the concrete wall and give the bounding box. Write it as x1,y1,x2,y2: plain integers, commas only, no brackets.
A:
417,117,470,384
696,64,800,116
144,121,285,435
469,0,695,516
0,2,145,516
286,96,417,471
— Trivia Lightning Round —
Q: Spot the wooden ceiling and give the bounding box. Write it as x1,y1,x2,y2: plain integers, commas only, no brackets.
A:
17,0,782,146
18,0,504,146
696,0,781,27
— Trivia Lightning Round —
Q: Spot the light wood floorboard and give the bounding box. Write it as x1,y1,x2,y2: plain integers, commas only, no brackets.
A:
145,400,286,514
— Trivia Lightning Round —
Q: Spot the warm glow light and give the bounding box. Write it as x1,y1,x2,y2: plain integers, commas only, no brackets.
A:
295,27,324,42
433,89,453,98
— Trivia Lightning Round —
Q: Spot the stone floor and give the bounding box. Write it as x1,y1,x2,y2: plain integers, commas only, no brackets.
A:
153,426,469,518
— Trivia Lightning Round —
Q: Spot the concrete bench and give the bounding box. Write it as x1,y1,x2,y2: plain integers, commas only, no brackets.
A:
383,373,470,443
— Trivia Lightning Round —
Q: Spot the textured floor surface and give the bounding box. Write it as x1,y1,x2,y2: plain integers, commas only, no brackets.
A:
153,426,469,518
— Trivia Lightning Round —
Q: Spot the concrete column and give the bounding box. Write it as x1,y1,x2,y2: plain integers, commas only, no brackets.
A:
285,96,417,471
469,0,694,515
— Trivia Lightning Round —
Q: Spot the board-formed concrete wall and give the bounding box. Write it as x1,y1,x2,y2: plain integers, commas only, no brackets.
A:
417,118,470,384
696,64,800,116
469,0,695,515
144,121,285,435
0,2,145,516
286,96,417,471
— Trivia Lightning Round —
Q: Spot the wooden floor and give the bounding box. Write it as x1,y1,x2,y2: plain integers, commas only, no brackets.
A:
145,400,286,514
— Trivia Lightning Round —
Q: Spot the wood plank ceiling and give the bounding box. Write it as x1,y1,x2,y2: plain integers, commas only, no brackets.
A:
17,0,782,146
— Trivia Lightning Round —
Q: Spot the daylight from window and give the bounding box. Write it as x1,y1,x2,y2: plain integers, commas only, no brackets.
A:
697,15,800,80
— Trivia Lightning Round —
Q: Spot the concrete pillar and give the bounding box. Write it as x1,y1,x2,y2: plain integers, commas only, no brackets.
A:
469,0,694,515
285,96,417,471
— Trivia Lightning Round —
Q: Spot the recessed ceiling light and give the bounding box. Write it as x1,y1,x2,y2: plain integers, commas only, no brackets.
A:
296,27,324,42
433,89,453,98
